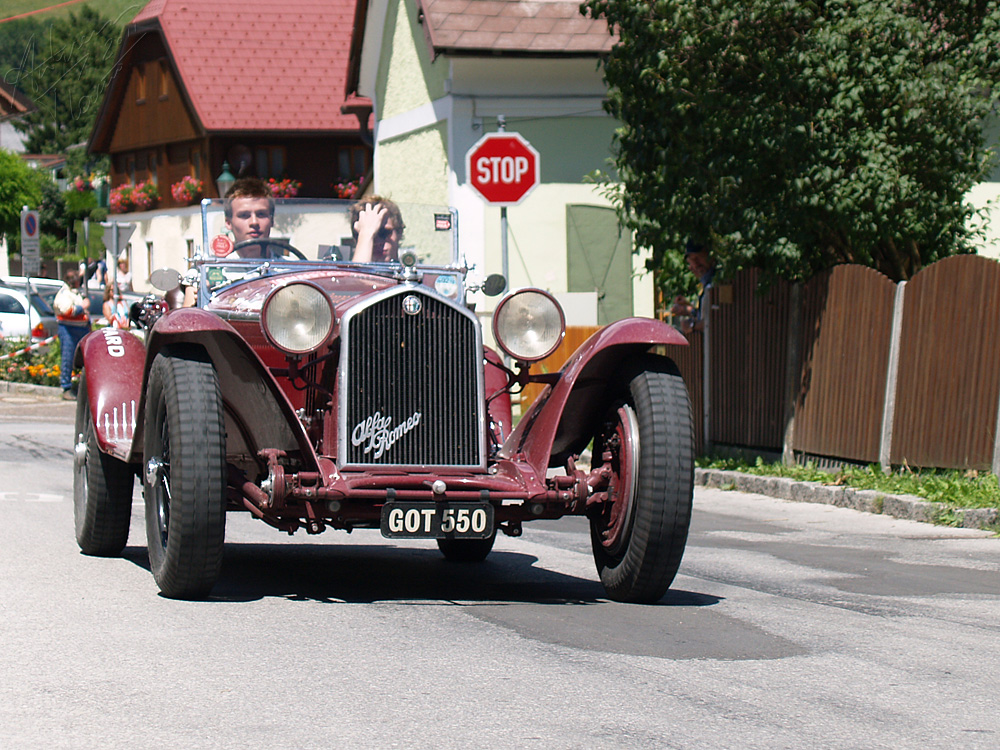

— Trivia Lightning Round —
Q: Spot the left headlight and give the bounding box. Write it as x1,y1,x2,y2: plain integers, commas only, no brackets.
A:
261,282,335,355
492,288,565,362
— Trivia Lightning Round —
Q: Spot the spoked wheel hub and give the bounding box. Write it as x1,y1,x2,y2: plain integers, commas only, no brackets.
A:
146,449,171,548
593,402,640,557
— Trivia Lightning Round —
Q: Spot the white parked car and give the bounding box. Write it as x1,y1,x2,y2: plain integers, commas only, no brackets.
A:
1,277,141,327
0,285,58,342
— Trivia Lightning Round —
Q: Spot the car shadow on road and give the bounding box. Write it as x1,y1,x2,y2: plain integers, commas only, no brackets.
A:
121,542,722,608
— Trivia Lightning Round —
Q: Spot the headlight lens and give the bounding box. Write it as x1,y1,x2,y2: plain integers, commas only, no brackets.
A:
262,282,335,355
492,288,565,362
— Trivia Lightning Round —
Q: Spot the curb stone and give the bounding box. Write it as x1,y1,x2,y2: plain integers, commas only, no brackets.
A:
695,468,999,531
0,381,63,398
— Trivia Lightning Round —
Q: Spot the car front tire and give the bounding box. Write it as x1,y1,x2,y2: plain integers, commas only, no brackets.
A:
589,360,694,603
143,348,226,599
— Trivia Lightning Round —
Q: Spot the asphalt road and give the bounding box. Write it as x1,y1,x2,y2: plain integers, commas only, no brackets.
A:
1,392,998,749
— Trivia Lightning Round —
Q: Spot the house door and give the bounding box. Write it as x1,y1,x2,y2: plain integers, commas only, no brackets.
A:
566,204,633,324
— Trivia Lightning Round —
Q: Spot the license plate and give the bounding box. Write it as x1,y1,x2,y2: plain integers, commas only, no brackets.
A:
380,502,494,539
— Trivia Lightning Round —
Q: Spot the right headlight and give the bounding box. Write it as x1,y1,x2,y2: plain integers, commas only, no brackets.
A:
261,282,335,355
492,288,565,362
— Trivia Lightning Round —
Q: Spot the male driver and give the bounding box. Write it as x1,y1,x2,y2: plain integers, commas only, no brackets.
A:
182,177,278,305
224,177,275,256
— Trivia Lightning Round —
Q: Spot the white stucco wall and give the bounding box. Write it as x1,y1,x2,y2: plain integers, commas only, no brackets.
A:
364,2,652,320
377,0,448,120
967,182,1000,259
0,121,27,153
376,122,450,207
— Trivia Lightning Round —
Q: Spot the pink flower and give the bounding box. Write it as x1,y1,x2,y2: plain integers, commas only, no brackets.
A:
170,176,203,203
267,177,302,198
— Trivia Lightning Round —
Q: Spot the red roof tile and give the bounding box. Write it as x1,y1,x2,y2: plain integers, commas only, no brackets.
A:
420,0,615,55
130,0,366,133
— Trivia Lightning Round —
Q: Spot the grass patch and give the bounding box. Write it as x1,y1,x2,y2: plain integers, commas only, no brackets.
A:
697,454,1000,510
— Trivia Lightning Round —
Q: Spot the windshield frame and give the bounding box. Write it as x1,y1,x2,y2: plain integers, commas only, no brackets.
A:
198,198,461,268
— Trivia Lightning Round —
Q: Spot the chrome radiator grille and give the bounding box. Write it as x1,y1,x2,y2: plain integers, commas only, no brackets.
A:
340,289,484,467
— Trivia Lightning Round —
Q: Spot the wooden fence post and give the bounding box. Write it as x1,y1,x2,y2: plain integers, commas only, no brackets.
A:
703,291,712,451
879,280,906,472
992,362,1000,476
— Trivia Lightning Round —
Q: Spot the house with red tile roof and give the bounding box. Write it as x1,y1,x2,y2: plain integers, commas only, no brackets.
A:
88,0,373,207
348,0,652,322
0,79,34,154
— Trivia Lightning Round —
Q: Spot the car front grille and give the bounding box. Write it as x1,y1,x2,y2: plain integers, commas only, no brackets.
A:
339,288,484,468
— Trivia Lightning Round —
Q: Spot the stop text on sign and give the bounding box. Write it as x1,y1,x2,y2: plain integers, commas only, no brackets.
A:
466,132,540,206
476,155,530,186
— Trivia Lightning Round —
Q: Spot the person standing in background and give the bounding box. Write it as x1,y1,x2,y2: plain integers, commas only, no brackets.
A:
52,268,91,399
670,240,716,334
116,251,133,292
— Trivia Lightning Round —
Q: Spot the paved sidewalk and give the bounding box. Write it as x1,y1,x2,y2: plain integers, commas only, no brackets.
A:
697,467,999,531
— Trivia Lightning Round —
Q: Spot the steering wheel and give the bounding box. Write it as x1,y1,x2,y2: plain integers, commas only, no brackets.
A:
232,237,307,260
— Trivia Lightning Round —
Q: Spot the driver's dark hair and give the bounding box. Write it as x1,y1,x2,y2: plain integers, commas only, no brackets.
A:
349,196,404,240
223,177,275,220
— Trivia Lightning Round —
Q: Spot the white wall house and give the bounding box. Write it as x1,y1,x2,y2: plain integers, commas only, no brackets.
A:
350,0,652,325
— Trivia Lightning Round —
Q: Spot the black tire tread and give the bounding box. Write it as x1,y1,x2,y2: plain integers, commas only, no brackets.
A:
74,370,134,556
144,350,226,599
437,533,497,562
592,362,694,603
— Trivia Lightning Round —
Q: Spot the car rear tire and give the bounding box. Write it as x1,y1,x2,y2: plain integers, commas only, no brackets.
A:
589,361,693,603
143,349,226,599
73,370,134,556
436,533,496,562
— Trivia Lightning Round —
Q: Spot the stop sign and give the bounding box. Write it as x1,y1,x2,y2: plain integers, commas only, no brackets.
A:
466,132,540,206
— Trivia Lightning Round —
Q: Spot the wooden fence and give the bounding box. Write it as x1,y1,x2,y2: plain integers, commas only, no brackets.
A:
517,254,1000,472
681,254,1000,472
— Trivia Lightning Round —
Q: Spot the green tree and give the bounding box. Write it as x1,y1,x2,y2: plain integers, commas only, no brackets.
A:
584,0,1000,287
0,149,43,240
7,7,119,155
0,17,46,85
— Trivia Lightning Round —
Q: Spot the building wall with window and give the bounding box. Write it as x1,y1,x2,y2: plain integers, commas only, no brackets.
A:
357,0,652,321
89,0,373,207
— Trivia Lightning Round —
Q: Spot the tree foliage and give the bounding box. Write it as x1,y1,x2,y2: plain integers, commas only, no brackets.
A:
0,17,46,86
5,7,119,156
0,149,43,240
584,0,1000,286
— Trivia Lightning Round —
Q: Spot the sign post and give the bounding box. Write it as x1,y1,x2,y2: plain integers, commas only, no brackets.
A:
465,122,540,292
20,206,40,276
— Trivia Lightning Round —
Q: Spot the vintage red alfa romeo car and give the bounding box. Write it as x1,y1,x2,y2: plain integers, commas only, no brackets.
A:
73,199,693,602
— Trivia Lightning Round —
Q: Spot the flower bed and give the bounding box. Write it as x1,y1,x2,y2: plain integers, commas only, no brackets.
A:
333,178,360,199
0,338,62,387
267,178,301,198
170,176,203,205
110,180,160,213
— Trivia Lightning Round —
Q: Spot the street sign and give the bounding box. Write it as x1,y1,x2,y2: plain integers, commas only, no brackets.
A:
20,208,40,276
101,222,136,255
466,132,540,206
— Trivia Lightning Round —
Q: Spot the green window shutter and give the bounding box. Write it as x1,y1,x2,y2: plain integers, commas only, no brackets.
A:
566,204,633,324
